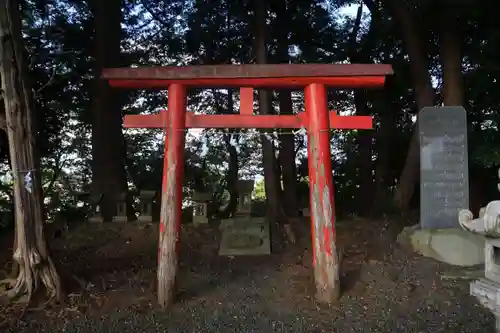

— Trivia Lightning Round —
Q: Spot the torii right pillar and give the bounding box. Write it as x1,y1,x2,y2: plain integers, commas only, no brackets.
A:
305,83,340,303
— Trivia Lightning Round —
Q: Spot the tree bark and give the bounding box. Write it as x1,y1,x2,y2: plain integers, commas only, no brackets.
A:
385,0,436,210
89,0,129,221
275,0,299,219
252,0,289,246
278,92,299,218
222,89,239,218
0,0,63,302
347,5,377,214
439,5,464,106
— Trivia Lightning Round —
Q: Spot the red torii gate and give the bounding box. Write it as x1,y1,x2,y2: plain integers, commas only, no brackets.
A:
101,63,393,308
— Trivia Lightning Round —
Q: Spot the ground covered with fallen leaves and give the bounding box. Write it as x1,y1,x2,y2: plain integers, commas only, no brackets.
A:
0,216,493,332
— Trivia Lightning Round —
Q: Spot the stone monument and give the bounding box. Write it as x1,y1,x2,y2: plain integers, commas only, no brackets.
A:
396,107,484,266
219,179,270,256
192,191,212,224
420,106,469,229
459,168,500,330
138,190,156,222
112,192,128,222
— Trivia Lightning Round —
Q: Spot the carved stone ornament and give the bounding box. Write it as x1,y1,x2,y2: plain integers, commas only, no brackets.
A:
458,201,500,238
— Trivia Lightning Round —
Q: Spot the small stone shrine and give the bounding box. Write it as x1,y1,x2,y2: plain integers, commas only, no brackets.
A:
112,192,128,222
192,191,212,224
219,179,270,256
88,193,104,223
419,106,469,229
138,190,156,222
459,168,500,330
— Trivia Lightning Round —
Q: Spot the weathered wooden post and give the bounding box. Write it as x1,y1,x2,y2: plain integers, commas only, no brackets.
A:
305,83,340,303
157,84,187,308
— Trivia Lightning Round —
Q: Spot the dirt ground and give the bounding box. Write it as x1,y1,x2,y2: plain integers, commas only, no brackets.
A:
0,216,494,333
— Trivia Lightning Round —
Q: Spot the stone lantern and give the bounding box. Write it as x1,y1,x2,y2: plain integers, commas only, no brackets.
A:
236,180,254,216
192,191,212,224
138,190,156,222
112,192,128,222
459,167,500,330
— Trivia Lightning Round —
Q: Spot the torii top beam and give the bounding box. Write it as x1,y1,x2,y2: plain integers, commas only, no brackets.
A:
101,63,394,89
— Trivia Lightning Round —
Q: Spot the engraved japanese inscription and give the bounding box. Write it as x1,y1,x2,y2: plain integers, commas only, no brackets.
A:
420,106,469,229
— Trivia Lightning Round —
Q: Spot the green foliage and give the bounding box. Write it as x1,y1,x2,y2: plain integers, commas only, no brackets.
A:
253,179,266,201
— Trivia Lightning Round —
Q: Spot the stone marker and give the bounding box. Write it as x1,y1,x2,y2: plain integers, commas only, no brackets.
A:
420,106,469,229
88,193,104,223
112,192,128,222
192,191,212,224
138,190,156,222
219,217,271,256
219,179,271,256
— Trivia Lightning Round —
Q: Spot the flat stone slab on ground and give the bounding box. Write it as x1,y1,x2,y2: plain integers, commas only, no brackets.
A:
397,225,484,266
219,217,270,256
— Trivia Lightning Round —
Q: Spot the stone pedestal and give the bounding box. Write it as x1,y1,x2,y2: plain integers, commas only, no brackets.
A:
112,193,128,222
192,191,212,225
138,190,156,222
219,217,270,256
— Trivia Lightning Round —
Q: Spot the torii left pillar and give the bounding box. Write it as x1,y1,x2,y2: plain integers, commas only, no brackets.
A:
157,84,186,307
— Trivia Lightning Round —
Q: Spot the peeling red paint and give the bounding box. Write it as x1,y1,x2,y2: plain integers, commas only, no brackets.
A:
156,84,187,308
306,83,341,304
323,226,332,257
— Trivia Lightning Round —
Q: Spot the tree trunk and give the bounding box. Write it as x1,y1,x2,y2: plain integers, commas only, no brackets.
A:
385,0,436,210
439,6,464,106
252,0,289,246
222,89,239,218
274,0,299,219
89,0,129,221
372,90,396,212
278,92,299,218
0,0,63,302
347,5,377,214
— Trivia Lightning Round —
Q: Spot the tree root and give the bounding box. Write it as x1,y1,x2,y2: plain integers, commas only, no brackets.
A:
4,249,64,309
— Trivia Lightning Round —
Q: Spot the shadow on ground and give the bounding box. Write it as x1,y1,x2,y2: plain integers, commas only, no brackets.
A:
0,216,494,332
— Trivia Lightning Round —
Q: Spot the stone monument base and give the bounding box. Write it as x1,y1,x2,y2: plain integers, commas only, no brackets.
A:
219,217,270,256
397,225,484,266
